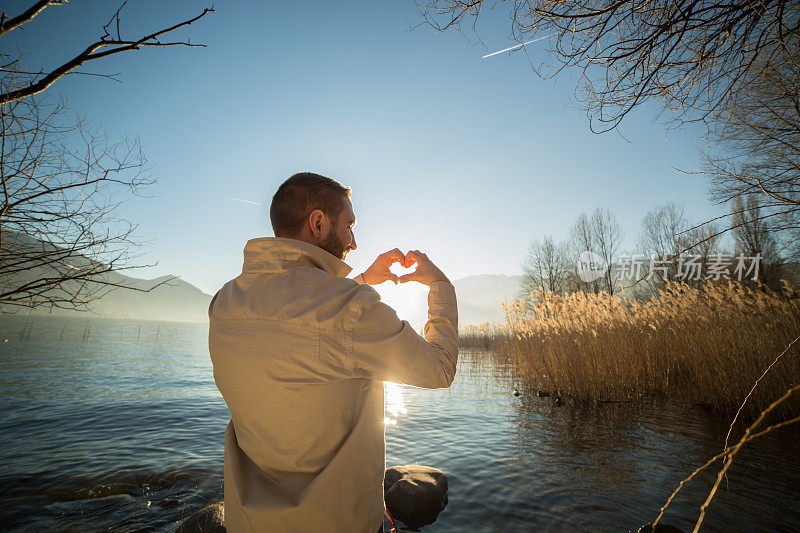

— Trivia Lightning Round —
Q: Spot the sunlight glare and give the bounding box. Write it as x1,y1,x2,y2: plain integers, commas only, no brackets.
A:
389,261,416,278
384,381,407,425
374,281,428,330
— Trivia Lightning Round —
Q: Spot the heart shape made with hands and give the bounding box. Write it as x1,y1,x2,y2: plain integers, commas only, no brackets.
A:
389,260,417,278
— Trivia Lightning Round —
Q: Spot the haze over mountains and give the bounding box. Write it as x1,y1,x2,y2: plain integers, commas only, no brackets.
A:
4,231,522,325
452,274,522,325
1,231,212,323
12,272,215,323
15,271,521,326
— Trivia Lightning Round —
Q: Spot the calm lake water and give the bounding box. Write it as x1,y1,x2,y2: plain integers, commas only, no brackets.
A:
1,316,799,532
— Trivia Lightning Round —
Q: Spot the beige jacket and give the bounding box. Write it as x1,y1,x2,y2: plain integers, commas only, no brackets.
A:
208,237,458,532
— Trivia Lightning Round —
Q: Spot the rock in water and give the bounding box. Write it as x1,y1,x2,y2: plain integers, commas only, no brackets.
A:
384,465,448,529
177,501,225,533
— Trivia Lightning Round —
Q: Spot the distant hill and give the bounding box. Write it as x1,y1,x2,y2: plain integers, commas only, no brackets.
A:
1,231,212,323
453,274,522,326
15,271,521,326
3,230,521,324
18,273,213,323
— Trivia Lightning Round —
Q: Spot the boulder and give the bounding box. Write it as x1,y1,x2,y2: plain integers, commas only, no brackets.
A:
177,501,225,533
384,465,448,529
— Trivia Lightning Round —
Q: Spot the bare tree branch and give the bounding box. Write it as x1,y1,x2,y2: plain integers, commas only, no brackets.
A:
0,0,62,39
416,0,799,131
0,4,214,104
0,72,170,311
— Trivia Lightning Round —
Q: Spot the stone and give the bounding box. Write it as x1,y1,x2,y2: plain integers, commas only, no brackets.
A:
384,465,448,529
177,501,225,533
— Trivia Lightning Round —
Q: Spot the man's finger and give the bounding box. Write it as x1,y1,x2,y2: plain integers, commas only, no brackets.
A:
404,250,421,268
401,259,418,271
383,249,405,265
397,271,419,283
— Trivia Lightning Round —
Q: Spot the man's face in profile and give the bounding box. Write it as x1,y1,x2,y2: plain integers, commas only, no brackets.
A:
320,197,357,261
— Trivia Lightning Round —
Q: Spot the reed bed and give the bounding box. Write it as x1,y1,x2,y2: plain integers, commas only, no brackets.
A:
464,281,800,417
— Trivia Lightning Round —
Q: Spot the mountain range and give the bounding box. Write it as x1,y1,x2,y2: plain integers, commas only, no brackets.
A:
16,271,521,326
4,233,522,325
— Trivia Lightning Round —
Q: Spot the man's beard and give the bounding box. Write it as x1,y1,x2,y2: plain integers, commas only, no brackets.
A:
319,232,348,260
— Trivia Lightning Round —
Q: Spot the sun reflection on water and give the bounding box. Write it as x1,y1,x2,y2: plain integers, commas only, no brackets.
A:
384,381,407,426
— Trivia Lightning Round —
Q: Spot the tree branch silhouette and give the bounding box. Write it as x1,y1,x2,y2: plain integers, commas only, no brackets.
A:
0,2,214,104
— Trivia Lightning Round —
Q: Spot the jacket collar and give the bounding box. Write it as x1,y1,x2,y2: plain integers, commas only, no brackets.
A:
242,237,353,278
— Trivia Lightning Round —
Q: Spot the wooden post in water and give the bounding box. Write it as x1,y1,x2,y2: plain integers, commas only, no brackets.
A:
60,320,68,341
137,325,141,343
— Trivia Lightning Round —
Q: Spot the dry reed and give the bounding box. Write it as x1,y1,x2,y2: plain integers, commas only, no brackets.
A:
464,281,800,417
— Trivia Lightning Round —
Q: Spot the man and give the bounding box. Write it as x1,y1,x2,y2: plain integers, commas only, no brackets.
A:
208,172,458,532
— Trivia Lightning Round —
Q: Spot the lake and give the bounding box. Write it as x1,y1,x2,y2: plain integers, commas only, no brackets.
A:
1,316,798,532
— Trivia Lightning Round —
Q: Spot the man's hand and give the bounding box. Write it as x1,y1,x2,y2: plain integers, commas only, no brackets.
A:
397,250,449,286
359,248,406,285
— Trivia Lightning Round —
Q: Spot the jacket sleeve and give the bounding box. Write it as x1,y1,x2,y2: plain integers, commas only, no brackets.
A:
350,281,458,389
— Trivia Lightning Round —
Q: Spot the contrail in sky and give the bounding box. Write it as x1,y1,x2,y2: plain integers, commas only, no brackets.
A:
482,35,551,59
228,197,263,206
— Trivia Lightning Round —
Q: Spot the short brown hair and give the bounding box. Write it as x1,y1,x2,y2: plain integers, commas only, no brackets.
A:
269,172,352,237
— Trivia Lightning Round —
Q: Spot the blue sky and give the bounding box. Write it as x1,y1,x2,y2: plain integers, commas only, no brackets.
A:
5,0,724,295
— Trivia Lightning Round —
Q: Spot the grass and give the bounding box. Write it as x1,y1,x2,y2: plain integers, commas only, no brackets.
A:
461,281,800,417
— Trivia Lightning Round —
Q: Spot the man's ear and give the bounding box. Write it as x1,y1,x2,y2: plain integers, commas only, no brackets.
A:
308,209,326,239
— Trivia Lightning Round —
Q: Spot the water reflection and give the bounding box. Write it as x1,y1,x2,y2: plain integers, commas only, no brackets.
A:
384,381,407,426
385,350,800,532
1,319,799,532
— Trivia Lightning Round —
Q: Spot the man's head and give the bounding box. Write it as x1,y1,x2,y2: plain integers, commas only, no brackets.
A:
269,172,357,260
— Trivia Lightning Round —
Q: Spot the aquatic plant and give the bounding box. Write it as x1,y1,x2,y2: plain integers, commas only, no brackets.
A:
462,281,800,417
